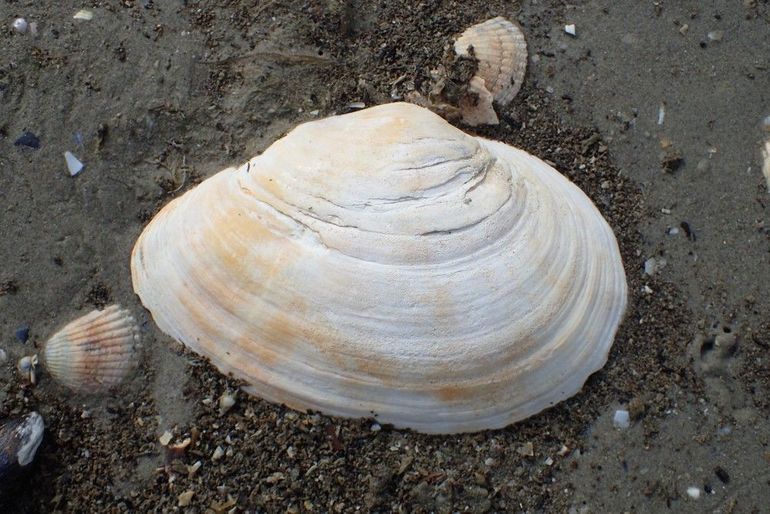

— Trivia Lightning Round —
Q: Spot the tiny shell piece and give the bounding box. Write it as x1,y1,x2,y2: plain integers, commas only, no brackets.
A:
64,151,84,176
73,10,94,21
453,17,528,125
42,305,141,393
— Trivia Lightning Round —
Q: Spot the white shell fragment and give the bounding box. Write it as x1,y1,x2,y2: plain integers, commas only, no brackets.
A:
453,17,528,126
42,305,141,393
64,151,84,176
564,24,577,36
131,103,628,434
613,409,631,429
73,10,94,21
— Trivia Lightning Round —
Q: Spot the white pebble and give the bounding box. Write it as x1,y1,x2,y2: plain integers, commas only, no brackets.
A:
370,422,381,432
212,446,225,461
564,24,576,36
13,18,28,34
613,409,631,429
0,348,6,363
686,486,700,499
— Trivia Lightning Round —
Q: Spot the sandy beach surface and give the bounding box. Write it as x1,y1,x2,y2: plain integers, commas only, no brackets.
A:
1,1,769,512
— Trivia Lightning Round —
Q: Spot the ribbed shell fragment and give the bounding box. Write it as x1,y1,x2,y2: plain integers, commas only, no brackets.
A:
453,17,528,125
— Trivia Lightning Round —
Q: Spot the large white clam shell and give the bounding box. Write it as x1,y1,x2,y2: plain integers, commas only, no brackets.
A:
454,17,528,126
131,102,627,434
42,305,141,393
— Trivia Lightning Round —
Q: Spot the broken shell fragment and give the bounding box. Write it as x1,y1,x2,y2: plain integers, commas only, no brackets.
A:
42,305,141,393
17,355,38,385
453,17,528,125
131,102,628,434
0,412,44,489
64,151,84,176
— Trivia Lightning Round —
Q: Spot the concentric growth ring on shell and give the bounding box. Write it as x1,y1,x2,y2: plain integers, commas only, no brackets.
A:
131,102,627,434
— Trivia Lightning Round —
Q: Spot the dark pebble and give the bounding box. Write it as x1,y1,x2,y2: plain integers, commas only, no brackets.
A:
714,465,730,484
14,325,30,343
680,221,696,241
14,132,40,149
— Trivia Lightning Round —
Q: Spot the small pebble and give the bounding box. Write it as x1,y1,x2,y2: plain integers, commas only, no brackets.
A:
668,227,680,235
613,409,631,429
177,490,194,507
370,422,381,432
12,18,28,34
158,430,173,446
714,465,730,484
644,257,667,276
686,486,701,499
516,442,534,457
212,446,225,461
0,349,7,363
14,132,40,149
14,325,30,343
187,460,202,476
707,30,724,42
564,24,576,36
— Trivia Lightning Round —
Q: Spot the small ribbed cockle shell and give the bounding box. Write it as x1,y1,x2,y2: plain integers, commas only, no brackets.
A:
453,16,528,126
42,305,141,393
